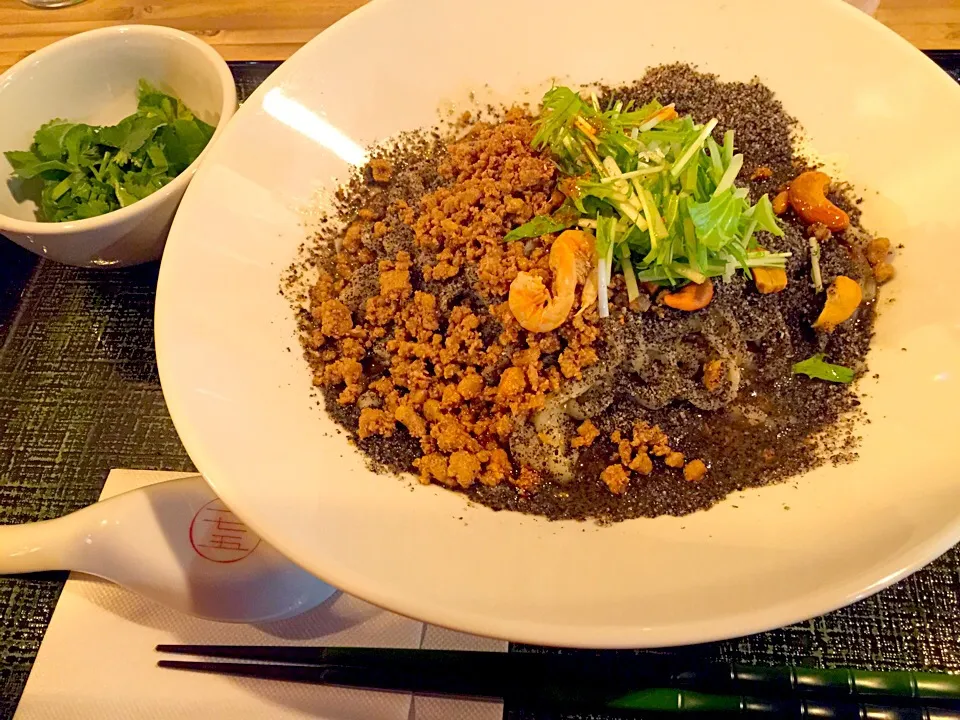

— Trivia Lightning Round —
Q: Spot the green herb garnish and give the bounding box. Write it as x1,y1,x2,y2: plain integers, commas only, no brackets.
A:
4,80,215,222
792,354,855,383
503,214,575,242
521,86,791,316
502,203,579,242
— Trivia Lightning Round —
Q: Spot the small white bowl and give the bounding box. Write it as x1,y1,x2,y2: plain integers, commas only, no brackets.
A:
0,25,236,267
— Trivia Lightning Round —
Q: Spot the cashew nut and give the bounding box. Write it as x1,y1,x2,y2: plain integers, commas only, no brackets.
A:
787,171,849,232
753,267,788,294
772,190,789,215
813,276,862,332
662,279,714,311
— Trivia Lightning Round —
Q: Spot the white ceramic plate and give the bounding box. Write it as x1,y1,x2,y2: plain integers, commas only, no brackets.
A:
156,0,960,647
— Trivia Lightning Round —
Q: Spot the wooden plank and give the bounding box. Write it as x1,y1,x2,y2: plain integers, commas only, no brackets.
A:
0,0,365,70
0,0,955,73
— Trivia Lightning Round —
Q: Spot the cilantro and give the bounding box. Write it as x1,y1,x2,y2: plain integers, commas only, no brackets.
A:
792,354,855,383
4,80,215,222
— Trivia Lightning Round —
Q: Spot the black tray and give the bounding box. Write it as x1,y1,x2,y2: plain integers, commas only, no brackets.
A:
0,54,958,720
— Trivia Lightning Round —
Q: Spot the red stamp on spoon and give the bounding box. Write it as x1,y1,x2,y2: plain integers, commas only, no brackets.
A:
189,499,261,563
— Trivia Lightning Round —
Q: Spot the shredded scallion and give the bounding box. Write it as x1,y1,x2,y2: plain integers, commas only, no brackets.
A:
528,86,789,302
810,237,823,292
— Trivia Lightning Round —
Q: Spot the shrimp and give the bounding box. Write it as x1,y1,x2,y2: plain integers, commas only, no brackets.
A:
560,229,596,284
509,232,581,333
579,273,599,315
550,229,600,316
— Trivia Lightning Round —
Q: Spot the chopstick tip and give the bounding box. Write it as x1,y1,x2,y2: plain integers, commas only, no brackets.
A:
156,644,202,655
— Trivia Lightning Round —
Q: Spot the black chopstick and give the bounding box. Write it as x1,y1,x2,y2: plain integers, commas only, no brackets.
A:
158,660,499,697
157,658,960,719
157,645,960,717
156,646,960,700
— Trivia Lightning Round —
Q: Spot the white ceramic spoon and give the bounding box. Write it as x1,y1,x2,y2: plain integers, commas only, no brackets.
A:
0,475,336,622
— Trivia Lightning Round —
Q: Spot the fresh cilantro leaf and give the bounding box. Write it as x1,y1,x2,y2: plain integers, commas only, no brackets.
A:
112,180,140,208
160,118,212,174
3,152,73,179
122,167,170,199
792,354,855,383
503,212,577,242
32,120,77,159
62,125,99,168
4,150,41,170
146,144,168,170
97,114,166,154
5,80,216,222
137,79,196,122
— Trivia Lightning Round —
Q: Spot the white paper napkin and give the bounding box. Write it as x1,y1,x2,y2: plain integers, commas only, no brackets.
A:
14,470,506,720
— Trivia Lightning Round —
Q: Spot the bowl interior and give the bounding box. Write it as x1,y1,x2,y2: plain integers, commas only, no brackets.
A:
0,28,226,222
156,0,960,647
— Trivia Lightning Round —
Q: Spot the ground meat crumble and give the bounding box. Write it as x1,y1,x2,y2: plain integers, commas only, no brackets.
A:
298,110,602,497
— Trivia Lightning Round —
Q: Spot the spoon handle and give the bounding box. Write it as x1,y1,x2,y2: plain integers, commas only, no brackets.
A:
0,515,75,574
0,477,335,621
0,478,209,578
0,476,213,578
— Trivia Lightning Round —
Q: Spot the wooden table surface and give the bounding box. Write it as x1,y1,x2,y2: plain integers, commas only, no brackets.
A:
0,0,957,73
